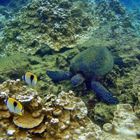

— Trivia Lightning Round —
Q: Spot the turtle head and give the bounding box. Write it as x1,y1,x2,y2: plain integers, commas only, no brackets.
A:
71,74,85,87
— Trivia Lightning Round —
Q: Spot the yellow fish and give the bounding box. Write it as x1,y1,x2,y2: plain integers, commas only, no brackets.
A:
22,72,37,86
6,98,23,116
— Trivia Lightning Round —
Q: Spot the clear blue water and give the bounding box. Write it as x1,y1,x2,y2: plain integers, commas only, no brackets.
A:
0,0,10,6
0,0,139,8
120,0,140,10
0,0,140,13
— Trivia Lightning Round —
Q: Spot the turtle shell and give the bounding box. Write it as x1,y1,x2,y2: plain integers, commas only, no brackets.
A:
70,46,114,79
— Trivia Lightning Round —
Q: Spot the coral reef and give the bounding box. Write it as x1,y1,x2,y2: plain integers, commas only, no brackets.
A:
0,0,30,30
7,0,31,11
102,104,140,140
0,0,31,12
0,11,6,29
0,0,96,54
0,79,102,140
0,0,140,139
0,5,12,30
95,0,126,22
93,103,116,124
0,78,140,140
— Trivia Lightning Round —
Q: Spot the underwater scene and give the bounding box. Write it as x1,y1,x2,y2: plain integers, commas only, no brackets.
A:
0,0,140,140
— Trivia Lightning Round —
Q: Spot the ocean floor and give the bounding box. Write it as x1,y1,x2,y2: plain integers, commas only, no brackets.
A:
0,0,140,140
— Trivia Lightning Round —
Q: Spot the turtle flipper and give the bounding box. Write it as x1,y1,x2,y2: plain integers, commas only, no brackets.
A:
46,70,72,82
91,81,119,104
71,74,85,87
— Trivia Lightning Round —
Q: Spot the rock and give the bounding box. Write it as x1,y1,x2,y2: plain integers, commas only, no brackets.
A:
0,110,11,119
7,129,15,136
59,0,72,9
93,103,116,124
35,45,53,57
103,123,113,132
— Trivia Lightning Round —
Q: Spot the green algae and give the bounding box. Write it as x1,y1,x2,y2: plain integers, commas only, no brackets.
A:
0,53,28,72
0,53,29,82
93,103,116,125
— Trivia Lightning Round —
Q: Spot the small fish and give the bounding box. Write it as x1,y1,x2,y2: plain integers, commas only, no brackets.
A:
22,72,37,86
6,98,23,116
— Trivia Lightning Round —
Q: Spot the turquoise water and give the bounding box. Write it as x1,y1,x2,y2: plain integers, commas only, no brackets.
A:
120,0,140,9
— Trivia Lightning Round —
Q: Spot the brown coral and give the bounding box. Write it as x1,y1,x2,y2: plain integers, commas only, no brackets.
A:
13,111,44,129
0,79,102,140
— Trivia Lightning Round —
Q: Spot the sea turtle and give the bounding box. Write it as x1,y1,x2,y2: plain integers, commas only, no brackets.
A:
46,46,119,104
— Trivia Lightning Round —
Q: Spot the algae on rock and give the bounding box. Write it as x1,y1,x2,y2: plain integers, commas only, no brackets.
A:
0,0,97,54
0,53,29,83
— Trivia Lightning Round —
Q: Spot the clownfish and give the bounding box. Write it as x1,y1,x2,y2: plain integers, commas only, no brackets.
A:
6,97,23,116
22,72,37,86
